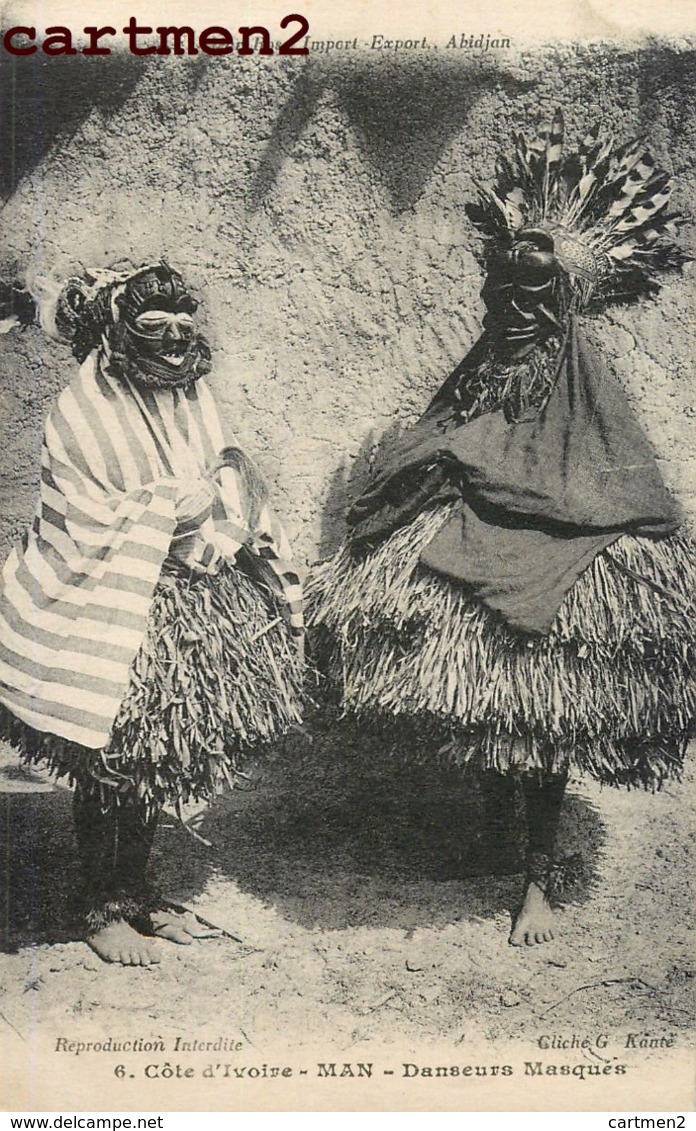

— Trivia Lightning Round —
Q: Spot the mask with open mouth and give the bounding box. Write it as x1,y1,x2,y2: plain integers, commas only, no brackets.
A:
108,264,212,389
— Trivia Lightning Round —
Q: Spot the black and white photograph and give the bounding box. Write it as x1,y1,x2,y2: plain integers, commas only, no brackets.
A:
0,0,694,1112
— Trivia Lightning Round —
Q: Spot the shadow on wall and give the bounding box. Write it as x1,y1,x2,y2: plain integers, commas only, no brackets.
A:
0,52,157,201
0,721,605,949
635,46,696,176
317,418,412,557
0,49,533,212
250,55,536,213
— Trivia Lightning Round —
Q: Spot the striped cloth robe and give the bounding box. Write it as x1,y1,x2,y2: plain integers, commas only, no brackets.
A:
0,352,303,750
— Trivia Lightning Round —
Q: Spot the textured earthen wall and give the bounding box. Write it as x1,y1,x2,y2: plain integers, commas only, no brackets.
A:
1,42,694,564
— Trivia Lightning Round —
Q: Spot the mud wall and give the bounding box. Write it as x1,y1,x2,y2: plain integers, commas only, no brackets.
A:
1,42,694,563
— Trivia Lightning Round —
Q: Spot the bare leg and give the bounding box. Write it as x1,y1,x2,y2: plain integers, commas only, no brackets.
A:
475,771,520,873
73,787,160,965
114,795,224,946
509,771,567,947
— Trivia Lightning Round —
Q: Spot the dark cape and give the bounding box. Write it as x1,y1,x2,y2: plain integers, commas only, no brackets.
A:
347,319,682,634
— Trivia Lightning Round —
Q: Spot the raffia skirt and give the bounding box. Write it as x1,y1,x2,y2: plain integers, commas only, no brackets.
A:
0,564,303,813
306,503,695,788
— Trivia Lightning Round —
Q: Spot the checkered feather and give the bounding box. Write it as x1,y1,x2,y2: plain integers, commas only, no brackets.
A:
467,109,690,310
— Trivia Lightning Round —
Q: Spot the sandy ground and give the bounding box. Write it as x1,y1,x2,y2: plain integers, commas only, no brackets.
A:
1,714,696,1112
1,722,694,1107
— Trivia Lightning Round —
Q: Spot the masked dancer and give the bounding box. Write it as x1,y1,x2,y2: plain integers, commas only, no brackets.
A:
0,262,304,964
307,111,695,946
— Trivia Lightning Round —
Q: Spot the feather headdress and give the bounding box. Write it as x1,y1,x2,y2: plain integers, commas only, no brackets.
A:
467,108,690,313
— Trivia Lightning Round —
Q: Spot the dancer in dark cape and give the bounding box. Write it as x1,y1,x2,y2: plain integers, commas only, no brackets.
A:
0,263,304,963
307,111,695,945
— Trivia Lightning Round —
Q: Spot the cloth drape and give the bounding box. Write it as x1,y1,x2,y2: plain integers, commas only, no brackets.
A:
348,320,681,633
0,353,302,748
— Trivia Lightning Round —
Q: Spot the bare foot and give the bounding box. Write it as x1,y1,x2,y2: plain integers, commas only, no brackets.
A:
509,880,557,947
87,920,160,965
149,907,222,946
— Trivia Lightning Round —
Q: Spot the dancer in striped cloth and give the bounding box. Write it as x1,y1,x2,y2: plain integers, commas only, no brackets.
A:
0,263,304,964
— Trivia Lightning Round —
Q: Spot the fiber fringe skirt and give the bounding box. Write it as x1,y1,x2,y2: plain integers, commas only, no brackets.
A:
0,564,303,812
306,503,695,788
